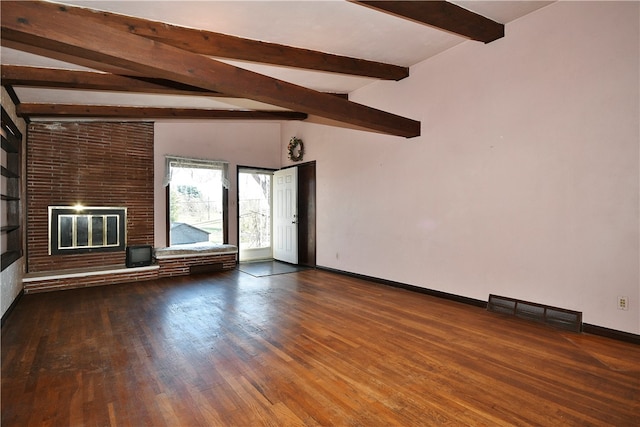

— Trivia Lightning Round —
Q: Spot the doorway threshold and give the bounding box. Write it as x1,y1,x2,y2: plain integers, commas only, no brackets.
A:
237,260,308,277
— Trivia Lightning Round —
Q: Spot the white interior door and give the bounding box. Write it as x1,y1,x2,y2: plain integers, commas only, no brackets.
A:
273,167,298,264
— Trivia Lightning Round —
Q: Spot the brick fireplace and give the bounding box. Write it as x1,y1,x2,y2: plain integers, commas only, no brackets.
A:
26,122,154,273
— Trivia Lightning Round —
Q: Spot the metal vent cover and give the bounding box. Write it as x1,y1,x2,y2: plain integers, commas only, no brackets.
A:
190,263,224,275
488,294,582,333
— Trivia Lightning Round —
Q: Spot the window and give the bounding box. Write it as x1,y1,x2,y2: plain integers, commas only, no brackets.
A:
165,156,229,246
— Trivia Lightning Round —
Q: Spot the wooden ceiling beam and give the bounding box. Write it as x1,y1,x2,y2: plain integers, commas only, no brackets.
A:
47,2,409,81
16,103,308,120
353,1,504,43
1,65,225,96
2,40,143,76
1,65,349,99
1,1,419,137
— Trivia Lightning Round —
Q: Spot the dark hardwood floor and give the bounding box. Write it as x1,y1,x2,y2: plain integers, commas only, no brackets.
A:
2,268,639,426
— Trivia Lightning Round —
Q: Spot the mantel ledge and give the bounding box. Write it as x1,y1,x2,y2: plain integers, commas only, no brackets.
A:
23,264,159,282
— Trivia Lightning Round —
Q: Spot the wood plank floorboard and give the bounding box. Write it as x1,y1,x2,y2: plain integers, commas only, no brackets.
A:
2,269,639,426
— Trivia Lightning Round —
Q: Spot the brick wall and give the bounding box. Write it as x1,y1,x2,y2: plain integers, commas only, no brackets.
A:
27,122,154,272
23,267,160,293
157,253,237,278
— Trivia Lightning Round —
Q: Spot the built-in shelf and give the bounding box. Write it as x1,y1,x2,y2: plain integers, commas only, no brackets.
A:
1,165,19,179
1,251,21,271
1,134,19,153
1,106,23,272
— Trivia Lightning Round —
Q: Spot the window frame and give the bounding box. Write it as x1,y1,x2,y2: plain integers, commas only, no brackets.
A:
164,156,229,246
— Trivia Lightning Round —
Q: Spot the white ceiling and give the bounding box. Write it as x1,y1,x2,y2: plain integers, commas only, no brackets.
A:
2,1,553,114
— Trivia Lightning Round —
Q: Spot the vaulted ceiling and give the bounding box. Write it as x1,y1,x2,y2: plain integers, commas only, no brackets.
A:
1,1,552,137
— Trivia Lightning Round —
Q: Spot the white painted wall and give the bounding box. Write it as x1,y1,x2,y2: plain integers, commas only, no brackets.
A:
154,121,282,248
1,87,26,319
0,257,24,319
282,2,639,334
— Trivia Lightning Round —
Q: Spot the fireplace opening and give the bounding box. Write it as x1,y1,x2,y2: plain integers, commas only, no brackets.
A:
49,206,126,255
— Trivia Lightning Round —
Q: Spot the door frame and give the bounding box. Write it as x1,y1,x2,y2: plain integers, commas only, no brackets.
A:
279,162,316,267
236,165,276,262
296,161,316,267
237,162,316,266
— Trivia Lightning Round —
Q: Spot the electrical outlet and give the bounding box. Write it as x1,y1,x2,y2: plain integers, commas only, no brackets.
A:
617,296,629,311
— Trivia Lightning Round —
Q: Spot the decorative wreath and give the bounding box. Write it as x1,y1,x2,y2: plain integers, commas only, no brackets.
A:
287,137,304,162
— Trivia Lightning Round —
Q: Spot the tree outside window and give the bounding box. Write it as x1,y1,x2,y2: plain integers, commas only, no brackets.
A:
169,163,224,245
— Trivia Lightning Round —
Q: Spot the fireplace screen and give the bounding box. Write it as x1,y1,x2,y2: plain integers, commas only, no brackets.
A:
49,206,126,255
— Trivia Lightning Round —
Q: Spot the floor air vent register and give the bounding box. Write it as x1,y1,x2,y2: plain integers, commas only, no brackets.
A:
487,294,582,333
